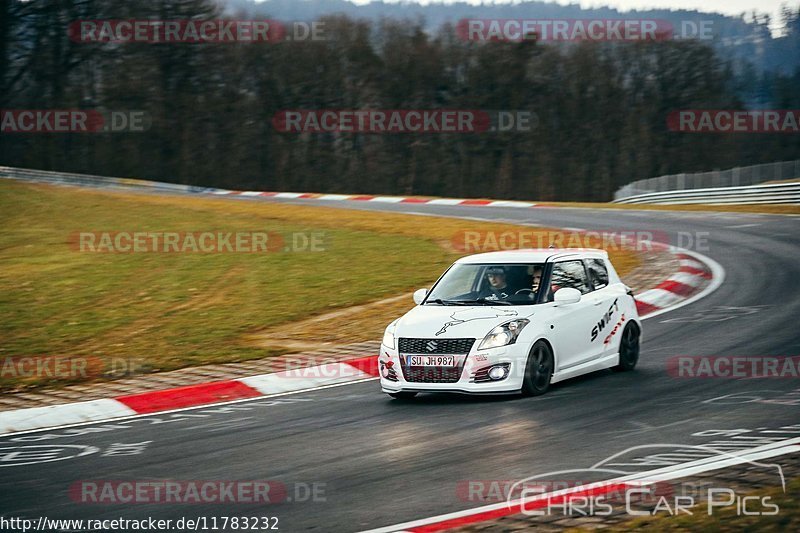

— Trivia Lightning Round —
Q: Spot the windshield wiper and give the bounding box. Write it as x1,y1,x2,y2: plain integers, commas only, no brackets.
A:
427,298,471,306
451,298,513,306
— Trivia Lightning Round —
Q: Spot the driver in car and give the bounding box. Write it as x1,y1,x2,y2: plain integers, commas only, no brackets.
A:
479,266,512,300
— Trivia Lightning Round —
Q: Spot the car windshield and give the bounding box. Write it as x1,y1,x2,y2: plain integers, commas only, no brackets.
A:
425,263,545,305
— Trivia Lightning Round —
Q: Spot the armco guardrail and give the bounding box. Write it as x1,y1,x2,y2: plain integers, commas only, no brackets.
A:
614,159,800,200
0,166,223,194
613,181,800,205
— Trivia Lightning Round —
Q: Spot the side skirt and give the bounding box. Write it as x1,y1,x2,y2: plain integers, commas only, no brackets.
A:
550,353,619,384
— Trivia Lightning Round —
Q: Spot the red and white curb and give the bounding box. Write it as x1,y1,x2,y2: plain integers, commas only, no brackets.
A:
0,250,721,436
634,248,724,319
212,189,540,208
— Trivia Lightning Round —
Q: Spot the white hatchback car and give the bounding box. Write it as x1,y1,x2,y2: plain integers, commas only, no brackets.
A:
380,248,641,398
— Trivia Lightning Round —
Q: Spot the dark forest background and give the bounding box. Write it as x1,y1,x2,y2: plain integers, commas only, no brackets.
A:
1,0,799,201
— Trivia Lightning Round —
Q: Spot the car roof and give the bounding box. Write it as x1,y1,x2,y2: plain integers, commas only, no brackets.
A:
455,248,609,264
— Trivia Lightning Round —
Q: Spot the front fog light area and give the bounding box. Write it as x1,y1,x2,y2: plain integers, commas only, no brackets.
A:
488,366,508,380
380,360,398,381
472,363,511,383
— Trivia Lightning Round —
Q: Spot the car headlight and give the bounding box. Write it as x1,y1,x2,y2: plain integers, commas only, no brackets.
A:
382,320,398,350
478,319,530,350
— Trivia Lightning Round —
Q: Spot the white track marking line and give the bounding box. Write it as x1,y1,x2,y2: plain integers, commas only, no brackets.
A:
359,438,800,533
369,196,405,203
318,194,352,201
486,201,536,208
427,198,465,205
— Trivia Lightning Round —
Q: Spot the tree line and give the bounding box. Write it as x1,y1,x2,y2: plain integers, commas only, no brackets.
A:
1,0,798,201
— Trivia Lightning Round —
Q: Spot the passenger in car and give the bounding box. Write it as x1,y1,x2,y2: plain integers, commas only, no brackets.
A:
517,265,543,300
529,265,543,293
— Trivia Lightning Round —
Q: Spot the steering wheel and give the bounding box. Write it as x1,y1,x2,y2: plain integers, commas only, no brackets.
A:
515,288,535,296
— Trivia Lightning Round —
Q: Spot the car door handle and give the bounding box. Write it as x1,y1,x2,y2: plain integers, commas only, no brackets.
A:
593,300,604,306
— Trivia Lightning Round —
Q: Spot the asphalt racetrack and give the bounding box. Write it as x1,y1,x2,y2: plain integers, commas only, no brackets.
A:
1,199,799,532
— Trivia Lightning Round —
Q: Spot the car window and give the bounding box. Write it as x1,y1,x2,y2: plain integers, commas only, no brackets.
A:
587,259,609,290
425,263,546,305
550,260,591,296
442,264,477,296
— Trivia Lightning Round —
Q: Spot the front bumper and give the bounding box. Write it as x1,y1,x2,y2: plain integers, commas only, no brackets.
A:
379,344,526,394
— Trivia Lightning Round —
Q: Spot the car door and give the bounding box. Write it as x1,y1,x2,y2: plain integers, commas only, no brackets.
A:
586,258,627,357
545,259,600,371
584,258,620,358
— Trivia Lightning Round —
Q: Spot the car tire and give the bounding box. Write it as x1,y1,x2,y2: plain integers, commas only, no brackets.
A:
614,322,640,372
521,341,554,396
388,392,418,400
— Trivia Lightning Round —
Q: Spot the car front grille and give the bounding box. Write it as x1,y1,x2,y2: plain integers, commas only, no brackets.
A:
400,362,464,383
398,338,475,355
397,338,475,384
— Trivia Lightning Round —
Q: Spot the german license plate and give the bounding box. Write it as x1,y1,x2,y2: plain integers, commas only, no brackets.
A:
409,355,456,367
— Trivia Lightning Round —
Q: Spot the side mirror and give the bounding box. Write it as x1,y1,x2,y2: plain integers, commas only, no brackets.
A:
554,287,581,305
413,288,428,305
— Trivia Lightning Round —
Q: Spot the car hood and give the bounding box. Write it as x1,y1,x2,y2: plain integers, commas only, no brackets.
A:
395,304,534,339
